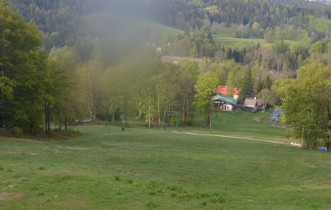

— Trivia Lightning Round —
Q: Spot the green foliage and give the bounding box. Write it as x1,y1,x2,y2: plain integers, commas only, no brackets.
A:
165,33,217,58
0,1,49,133
308,15,331,32
257,89,276,111
239,67,253,100
11,127,23,137
194,71,219,125
309,40,327,54
282,62,331,149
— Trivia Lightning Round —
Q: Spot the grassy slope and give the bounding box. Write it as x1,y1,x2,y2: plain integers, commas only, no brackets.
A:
213,34,296,47
0,123,330,209
146,20,184,39
181,109,287,141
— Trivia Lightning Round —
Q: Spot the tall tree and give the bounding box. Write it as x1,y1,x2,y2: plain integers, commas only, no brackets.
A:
282,62,331,150
257,89,276,111
239,67,253,100
0,0,50,134
194,71,219,127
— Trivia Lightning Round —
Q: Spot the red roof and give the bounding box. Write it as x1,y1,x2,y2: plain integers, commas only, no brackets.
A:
216,85,241,96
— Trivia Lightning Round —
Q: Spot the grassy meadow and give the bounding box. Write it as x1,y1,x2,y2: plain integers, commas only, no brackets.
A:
213,35,296,48
0,111,330,209
187,109,287,141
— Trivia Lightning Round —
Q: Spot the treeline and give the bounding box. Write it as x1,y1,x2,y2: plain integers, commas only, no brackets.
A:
47,48,277,129
0,0,274,134
207,0,331,28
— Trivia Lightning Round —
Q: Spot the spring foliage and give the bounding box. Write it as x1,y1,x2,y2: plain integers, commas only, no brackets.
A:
282,62,331,149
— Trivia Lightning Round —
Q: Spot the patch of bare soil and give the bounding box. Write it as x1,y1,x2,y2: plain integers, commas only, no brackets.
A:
56,146,89,151
177,131,289,145
0,192,23,201
40,168,96,177
253,117,261,122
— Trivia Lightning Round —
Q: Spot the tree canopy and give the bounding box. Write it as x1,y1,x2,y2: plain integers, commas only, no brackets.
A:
282,62,331,149
0,0,49,133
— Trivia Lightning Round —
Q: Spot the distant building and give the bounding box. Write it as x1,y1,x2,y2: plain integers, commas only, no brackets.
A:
212,94,238,112
161,55,202,64
243,97,263,112
156,47,162,53
269,108,284,123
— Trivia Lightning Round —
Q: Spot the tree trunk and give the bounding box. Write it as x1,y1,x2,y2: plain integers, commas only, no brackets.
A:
157,97,161,124
64,116,67,131
182,98,185,126
58,113,62,131
44,102,48,133
186,98,189,126
44,102,51,134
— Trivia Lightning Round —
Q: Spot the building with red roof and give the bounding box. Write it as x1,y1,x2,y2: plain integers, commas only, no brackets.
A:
215,85,241,99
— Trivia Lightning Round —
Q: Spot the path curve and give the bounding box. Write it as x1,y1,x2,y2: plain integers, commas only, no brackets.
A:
177,131,289,145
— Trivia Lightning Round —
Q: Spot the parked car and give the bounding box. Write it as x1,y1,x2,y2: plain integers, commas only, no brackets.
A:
83,118,91,123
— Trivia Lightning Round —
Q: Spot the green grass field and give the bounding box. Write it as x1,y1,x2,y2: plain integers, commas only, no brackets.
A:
187,109,287,141
0,111,330,209
213,35,296,48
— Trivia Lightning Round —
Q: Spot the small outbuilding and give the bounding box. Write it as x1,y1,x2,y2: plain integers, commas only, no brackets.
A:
243,97,263,112
212,94,238,112
269,108,284,123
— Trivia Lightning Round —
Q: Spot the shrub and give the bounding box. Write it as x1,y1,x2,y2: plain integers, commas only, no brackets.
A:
12,127,23,137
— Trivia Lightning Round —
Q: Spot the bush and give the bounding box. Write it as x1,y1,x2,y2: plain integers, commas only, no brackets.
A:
12,127,24,137
48,129,80,139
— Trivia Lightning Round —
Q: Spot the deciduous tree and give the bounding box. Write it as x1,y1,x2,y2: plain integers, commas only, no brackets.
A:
194,71,219,127
282,62,331,150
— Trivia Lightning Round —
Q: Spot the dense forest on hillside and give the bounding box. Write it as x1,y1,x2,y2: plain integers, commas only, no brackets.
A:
1,0,331,148
9,0,331,48
7,0,331,70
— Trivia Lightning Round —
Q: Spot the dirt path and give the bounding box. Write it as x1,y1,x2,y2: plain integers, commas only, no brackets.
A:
177,131,289,145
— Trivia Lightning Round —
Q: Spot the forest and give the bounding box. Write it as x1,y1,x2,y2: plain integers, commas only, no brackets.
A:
0,0,331,148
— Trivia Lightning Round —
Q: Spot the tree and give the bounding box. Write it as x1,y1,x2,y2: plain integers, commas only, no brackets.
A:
178,61,198,126
282,62,331,150
48,46,81,131
252,22,262,38
263,27,274,43
239,67,253,101
257,89,276,111
0,1,50,134
309,41,327,54
194,71,219,127
78,60,104,123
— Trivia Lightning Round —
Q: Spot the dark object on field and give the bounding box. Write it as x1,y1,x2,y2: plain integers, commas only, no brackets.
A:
318,146,328,152
83,118,91,123
269,108,284,123
122,126,124,131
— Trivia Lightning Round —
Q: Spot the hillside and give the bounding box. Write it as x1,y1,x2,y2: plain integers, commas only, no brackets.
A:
9,0,331,50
